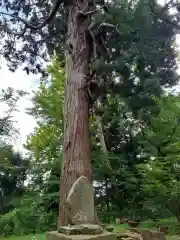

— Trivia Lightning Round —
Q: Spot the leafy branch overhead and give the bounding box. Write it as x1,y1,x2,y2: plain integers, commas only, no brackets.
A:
0,0,64,33
0,0,179,76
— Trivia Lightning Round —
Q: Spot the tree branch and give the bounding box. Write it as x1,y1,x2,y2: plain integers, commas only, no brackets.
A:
78,5,105,16
162,0,174,11
151,0,180,33
0,0,64,31
162,118,180,146
97,23,121,35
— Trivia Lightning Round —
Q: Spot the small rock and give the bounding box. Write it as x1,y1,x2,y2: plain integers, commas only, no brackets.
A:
117,231,140,240
127,228,141,234
120,218,129,224
158,226,168,235
128,220,139,228
105,227,114,232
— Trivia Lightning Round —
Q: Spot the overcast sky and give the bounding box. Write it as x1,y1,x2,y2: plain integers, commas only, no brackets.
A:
0,0,178,154
0,64,39,154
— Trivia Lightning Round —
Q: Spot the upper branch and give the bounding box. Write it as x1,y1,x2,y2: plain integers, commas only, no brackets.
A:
151,0,180,32
163,0,175,11
0,0,64,31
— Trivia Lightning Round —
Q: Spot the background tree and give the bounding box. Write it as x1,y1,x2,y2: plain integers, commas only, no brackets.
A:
0,87,27,140
137,95,180,226
0,145,28,215
25,58,64,220
0,87,29,236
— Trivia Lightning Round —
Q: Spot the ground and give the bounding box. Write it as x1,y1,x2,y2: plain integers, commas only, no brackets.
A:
0,232,179,240
1,234,180,240
1,219,180,240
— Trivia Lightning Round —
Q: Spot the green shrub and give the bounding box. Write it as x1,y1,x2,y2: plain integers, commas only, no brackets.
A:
0,208,57,236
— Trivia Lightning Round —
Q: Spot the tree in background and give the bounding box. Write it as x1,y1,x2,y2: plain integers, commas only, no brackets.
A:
0,145,28,214
25,58,64,219
0,87,27,141
0,87,29,236
137,95,180,224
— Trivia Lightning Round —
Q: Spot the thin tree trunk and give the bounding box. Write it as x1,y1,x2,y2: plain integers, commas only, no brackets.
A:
95,100,112,172
59,0,92,225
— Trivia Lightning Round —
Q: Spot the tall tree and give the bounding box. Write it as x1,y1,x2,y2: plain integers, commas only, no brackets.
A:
0,0,180,224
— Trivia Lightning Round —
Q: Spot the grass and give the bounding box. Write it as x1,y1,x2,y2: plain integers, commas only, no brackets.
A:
107,217,180,239
1,218,180,240
0,234,44,240
1,234,180,240
167,237,180,240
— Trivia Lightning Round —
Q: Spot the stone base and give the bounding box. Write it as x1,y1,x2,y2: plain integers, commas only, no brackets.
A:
46,231,117,240
59,224,103,235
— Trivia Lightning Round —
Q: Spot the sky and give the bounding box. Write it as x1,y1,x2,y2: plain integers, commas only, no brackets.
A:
0,64,39,154
0,0,178,155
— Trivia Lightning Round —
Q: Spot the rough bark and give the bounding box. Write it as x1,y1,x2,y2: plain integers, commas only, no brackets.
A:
59,0,92,226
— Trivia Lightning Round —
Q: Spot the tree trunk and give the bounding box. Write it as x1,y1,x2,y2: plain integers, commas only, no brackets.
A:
95,100,112,172
59,0,92,225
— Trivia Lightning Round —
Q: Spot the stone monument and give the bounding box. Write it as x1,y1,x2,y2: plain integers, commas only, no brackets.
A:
46,176,117,240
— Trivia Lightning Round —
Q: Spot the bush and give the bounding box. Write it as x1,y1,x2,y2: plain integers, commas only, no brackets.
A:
0,208,57,236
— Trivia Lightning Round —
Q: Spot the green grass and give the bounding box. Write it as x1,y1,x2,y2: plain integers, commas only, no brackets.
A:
1,233,180,240
1,218,180,240
108,217,177,232
2,234,178,240
107,217,180,239
0,234,44,240
167,237,180,240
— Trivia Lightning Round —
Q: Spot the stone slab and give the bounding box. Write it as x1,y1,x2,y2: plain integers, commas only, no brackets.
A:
46,231,117,240
66,176,95,224
59,224,103,235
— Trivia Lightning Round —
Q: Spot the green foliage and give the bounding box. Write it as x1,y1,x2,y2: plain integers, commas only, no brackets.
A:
25,57,64,165
0,145,29,214
23,58,180,227
0,194,57,236
0,87,27,140
5,58,65,236
1,234,44,240
1,0,180,237
0,146,30,236
137,95,180,223
0,59,64,237
110,217,180,235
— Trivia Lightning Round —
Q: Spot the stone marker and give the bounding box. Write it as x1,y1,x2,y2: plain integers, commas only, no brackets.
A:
46,176,117,240
66,176,95,225
141,230,166,240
